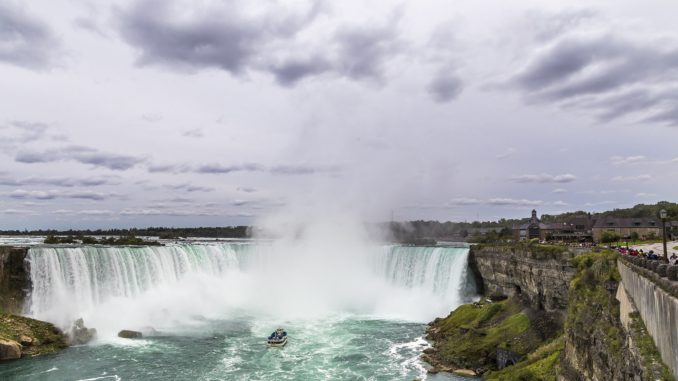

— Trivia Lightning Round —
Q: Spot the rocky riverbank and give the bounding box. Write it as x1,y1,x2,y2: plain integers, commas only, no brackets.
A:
0,313,67,360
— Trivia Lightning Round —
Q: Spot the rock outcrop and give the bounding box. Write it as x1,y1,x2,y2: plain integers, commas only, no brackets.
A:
118,329,143,339
0,247,30,314
469,244,581,320
0,313,67,359
0,338,22,360
67,318,97,345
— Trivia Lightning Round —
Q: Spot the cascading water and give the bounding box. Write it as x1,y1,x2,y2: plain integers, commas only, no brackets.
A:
28,243,473,331
13,243,478,381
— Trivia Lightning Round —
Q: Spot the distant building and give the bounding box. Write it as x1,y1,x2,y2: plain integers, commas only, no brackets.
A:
668,221,678,240
591,216,661,242
513,210,593,242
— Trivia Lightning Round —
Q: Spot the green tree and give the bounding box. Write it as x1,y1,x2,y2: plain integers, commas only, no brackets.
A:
601,231,620,244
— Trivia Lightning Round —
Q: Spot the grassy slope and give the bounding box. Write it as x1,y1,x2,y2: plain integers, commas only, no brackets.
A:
484,336,563,381
0,313,67,357
429,297,548,371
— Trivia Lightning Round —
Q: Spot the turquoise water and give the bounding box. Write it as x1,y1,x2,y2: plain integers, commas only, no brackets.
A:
0,243,476,380
0,316,469,380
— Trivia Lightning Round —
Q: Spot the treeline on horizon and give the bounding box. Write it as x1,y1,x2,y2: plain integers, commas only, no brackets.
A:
389,201,678,242
0,226,250,239
1,202,675,241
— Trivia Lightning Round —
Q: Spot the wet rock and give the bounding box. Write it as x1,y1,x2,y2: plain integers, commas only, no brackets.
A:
68,318,97,345
667,265,678,281
453,368,478,377
118,329,143,339
19,335,33,346
0,339,21,360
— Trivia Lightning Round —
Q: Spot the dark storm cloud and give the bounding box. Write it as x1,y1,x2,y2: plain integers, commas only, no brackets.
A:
116,0,403,86
0,2,60,69
117,0,323,74
15,146,145,170
510,34,678,126
427,73,463,102
510,173,576,184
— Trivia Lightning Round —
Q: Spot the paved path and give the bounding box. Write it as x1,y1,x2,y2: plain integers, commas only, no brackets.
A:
631,240,678,257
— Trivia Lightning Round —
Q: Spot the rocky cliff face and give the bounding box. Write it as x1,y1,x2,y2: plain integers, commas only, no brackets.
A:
0,247,29,314
469,244,580,319
463,245,671,380
557,251,671,381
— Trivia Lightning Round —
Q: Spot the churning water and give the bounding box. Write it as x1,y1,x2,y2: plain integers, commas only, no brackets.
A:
1,243,477,381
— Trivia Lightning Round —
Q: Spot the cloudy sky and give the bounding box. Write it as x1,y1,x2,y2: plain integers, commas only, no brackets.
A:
1,0,677,229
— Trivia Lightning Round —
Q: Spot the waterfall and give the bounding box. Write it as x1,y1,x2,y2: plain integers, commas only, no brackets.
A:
26,243,475,335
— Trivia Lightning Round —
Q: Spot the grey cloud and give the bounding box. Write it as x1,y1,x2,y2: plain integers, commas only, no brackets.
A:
182,128,203,138
73,17,108,38
116,0,403,86
237,187,257,193
141,113,163,123
197,163,265,174
51,209,115,216
8,189,119,201
0,176,116,187
0,2,61,69
15,146,145,170
270,164,341,175
0,121,51,151
147,163,190,173
487,198,543,206
428,73,463,102
333,22,402,81
119,208,221,217
117,0,321,74
269,56,332,86
510,34,678,126
420,197,546,208
163,183,214,192
1,208,37,215
524,9,599,43
610,155,645,165
510,173,576,183
447,198,481,206
611,174,651,182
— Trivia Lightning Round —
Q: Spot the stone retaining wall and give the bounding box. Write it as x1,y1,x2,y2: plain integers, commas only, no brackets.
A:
618,258,678,379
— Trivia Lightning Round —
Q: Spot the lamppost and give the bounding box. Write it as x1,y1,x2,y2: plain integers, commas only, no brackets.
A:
660,209,668,262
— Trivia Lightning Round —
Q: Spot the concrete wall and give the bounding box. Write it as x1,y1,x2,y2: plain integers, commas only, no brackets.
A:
618,261,678,379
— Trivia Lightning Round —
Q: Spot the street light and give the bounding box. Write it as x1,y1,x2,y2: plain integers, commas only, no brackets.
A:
660,209,668,262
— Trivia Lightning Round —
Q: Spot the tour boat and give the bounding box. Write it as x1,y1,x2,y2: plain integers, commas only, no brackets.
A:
267,328,288,347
